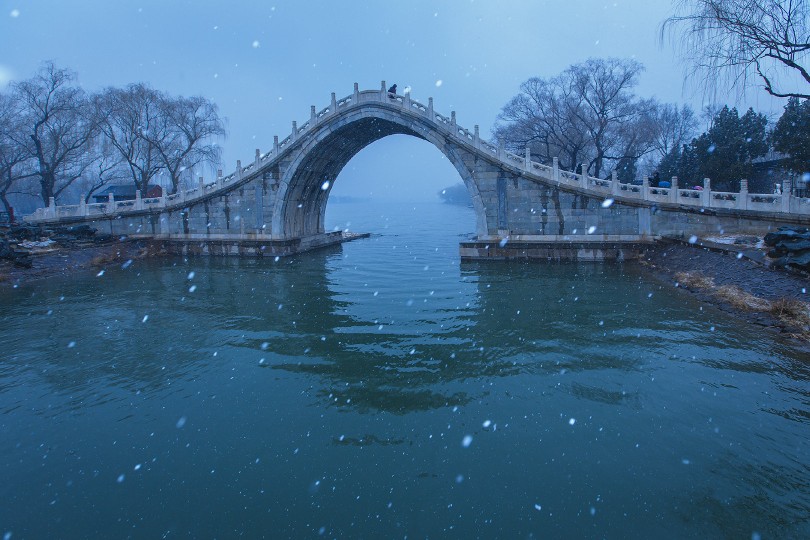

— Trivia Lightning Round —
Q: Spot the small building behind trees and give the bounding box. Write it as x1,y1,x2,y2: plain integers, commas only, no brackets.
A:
91,184,162,203
748,155,794,195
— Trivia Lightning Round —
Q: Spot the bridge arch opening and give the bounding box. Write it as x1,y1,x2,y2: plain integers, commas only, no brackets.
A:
270,113,487,240
325,134,474,233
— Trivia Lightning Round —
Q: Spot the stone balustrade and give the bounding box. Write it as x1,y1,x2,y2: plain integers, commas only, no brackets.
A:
26,82,810,224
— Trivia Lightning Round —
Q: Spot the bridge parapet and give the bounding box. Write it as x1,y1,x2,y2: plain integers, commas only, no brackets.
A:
25,83,810,226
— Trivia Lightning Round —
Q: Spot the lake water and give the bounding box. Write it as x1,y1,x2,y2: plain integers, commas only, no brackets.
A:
1,200,808,538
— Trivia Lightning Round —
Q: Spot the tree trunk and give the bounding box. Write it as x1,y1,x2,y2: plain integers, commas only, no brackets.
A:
0,191,12,218
40,173,55,206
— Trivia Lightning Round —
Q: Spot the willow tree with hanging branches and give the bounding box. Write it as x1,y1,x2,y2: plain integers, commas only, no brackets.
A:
662,0,810,99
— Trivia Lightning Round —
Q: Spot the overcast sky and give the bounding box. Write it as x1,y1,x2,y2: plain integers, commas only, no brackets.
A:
0,0,790,202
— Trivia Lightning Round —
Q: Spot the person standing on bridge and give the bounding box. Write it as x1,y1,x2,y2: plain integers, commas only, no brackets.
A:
387,83,397,97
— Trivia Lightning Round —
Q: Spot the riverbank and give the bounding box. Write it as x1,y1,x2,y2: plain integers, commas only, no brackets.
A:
0,228,370,287
0,235,160,287
641,238,810,342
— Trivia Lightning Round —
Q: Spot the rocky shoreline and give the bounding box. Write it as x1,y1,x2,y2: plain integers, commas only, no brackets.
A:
641,237,810,344
0,225,159,286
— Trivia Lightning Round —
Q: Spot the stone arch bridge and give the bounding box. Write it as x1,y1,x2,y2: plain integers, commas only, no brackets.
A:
26,82,810,260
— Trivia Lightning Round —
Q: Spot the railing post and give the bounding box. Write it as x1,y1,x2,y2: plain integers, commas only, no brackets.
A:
353,82,359,101
611,170,619,195
428,97,434,121
107,193,115,213
580,164,588,189
474,125,480,146
782,178,792,212
702,178,711,207
217,169,224,190
381,80,387,100
497,141,504,160
331,92,337,112
738,179,749,210
135,189,143,210
403,91,410,109
199,176,205,194
237,160,243,181
274,135,279,154
553,157,560,183
524,146,531,169
450,111,456,127
47,197,56,218
642,176,650,201
255,149,261,167
80,197,88,216
310,105,317,126
291,121,297,140
670,176,679,203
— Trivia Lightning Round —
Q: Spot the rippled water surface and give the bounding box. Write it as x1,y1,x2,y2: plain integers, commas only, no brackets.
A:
1,201,808,538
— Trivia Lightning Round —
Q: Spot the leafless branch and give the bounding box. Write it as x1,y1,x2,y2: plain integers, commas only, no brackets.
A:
662,0,810,100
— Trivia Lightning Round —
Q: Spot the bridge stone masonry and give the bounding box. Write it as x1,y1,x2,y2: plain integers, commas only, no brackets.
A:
25,82,810,261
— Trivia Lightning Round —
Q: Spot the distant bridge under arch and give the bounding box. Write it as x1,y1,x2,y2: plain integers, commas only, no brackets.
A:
27,82,810,260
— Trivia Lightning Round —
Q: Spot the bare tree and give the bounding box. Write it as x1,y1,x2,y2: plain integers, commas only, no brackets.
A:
495,58,656,178
494,76,590,171
662,0,810,99
154,95,226,194
607,98,661,162
95,83,169,194
96,85,227,195
650,103,699,159
12,62,97,205
77,137,128,203
571,58,652,176
0,92,35,217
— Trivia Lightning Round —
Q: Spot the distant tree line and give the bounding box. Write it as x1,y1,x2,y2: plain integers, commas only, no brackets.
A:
438,183,471,206
494,57,810,193
0,62,226,217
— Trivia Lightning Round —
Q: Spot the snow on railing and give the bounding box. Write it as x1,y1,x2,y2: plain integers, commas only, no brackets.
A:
25,82,810,223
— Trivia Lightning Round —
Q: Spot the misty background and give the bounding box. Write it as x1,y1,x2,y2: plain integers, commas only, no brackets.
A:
0,0,789,203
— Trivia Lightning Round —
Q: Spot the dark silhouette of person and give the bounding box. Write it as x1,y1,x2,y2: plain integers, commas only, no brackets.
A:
387,84,397,96
651,171,661,188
